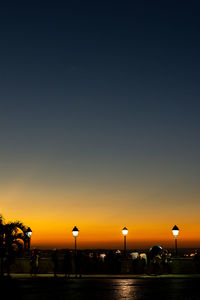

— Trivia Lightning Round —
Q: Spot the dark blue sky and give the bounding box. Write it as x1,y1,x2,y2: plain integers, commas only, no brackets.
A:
1,0,200,247
0,0,200,190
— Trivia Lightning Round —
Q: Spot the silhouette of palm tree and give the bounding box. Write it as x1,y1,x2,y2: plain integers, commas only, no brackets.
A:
0,215,28,277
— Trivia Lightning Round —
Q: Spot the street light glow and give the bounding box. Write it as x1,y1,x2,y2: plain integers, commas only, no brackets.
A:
172,225,179,256
72,226,79,237
172,225,179,237
122,227,128,236
26,227,32,238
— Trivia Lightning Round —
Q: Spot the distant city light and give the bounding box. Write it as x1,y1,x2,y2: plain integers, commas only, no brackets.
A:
100,253,106,261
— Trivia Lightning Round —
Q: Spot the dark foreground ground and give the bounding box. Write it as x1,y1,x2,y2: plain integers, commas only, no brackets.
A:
1,277,200,300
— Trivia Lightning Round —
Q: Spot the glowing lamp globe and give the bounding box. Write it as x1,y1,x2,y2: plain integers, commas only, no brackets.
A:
172,225,179,237
72,226,79,237
122,227,128,236
26,227,32,238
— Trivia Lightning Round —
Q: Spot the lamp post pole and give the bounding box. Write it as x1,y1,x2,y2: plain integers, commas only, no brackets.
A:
122,227,128,257
172,225,179,256
175,236,178,256
124,235,126,254
72,226,79,254
25,227,32,255
75,236,77,252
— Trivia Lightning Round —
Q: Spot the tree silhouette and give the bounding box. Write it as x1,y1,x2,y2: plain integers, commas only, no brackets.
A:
0,215,29,277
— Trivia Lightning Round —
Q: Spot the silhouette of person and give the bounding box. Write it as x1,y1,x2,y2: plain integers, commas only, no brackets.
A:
51,249,58,277
193,252,200,273
30,248,39,277
139,253,147,274
161,250,169,274
152,254,162,275
147,246,162,275
106,250,114,274
75,250,83,278
64,249,72,278
5,250,12,278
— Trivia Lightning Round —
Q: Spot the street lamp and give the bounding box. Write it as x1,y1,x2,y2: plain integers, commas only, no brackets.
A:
72,226,79,253
172,225,179,256
122,227,128,256
26,227,32,239
25,227,32,253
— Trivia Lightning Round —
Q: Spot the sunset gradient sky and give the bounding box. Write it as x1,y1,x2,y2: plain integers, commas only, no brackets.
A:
0,0,200,249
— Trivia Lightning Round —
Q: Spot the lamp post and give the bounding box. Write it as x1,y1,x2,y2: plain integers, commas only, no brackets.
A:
122,227,128,256
172,225,179,256
25,227,32,253
72,226,79,254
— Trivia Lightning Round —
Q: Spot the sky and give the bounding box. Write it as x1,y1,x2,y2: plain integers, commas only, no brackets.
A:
0,0,200,249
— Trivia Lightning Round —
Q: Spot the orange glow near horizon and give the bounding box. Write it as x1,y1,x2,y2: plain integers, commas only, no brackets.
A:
1,179,200,249
30,224,200,249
